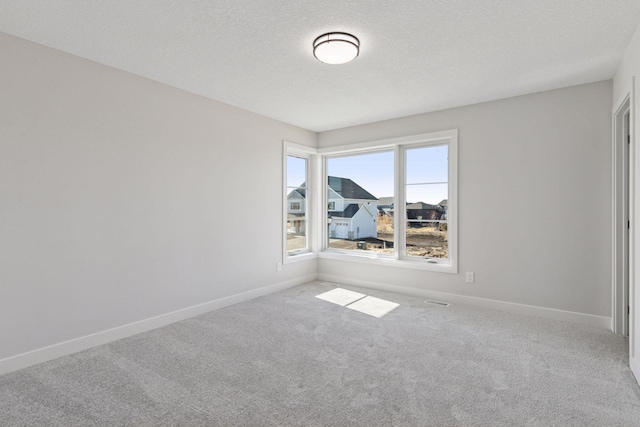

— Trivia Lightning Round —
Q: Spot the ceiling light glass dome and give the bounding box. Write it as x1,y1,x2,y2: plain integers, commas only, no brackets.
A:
313,32,360,65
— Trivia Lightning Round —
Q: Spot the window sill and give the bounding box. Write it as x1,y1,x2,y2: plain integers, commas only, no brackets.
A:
284,251,317,264
318,250,457,273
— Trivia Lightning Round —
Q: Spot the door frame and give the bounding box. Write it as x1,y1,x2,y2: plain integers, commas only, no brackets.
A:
630,76,639,382
613,93,632,336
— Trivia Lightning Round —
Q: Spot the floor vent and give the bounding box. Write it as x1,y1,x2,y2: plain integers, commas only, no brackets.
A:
425,300,449,307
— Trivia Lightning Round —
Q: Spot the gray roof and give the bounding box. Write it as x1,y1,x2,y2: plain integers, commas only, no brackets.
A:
288,185,306,198
288,189,305,199
288,176,377,201
329,203,361,219
328,176,377,200
377,196,394,206
438,199,448,207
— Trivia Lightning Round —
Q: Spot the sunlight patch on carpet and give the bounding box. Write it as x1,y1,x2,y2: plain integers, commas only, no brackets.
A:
346,296,400,318
315,288,366,306
315,288,399,317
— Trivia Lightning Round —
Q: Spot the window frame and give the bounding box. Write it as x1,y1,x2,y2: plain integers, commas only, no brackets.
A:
318,130,458,273
324,147,396,257
283,141,317,264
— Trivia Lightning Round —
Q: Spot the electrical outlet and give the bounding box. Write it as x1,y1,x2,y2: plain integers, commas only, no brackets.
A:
276,262,282,272
465,272,475,283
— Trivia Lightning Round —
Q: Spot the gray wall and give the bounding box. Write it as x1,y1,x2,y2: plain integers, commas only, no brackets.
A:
613,21,640,105
0,32,316,361
318,81,613,317
0,28,618,366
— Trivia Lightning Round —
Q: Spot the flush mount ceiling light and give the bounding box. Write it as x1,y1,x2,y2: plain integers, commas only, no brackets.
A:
313,32,360,65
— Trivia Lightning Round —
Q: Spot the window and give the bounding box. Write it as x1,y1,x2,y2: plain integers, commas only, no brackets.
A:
319,130,457,273
285,155,307,255
403,144,449,259
326,151,394,254
283,141,316,262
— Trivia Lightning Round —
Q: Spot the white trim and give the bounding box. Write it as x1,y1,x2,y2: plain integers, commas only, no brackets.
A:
448,130,459,273
0,274,317,376
318,251,456,273
310,151,322,254
612,94,632,335
284,140,317,157
631,355,640,386
318,273,612,329
317,130,456,155
284,252,316,264
631,76,638,371
615,90,633,119
394,144,401,257
610,97,615,333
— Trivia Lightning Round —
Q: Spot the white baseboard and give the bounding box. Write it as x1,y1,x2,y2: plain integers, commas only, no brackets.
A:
631,357,640,386
318,273,611,329
0,274,316,376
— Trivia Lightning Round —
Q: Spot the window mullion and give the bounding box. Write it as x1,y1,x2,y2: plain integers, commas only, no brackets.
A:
304,156,309,252
395,144,403,259
321,155,328,251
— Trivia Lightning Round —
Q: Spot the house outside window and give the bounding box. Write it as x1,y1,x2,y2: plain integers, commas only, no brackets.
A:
325,151,392,253
285,155,307,255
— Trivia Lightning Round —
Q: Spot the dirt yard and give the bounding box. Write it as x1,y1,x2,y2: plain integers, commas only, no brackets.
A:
328,215,448,258
286,234,307,252
289,216,448,258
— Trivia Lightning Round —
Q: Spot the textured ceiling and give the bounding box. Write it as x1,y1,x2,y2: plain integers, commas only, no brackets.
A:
1,1,639,132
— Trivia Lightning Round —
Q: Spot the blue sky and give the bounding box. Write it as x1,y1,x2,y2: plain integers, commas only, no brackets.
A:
287,156,307,189
288,145,448,205
328,151,394,198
